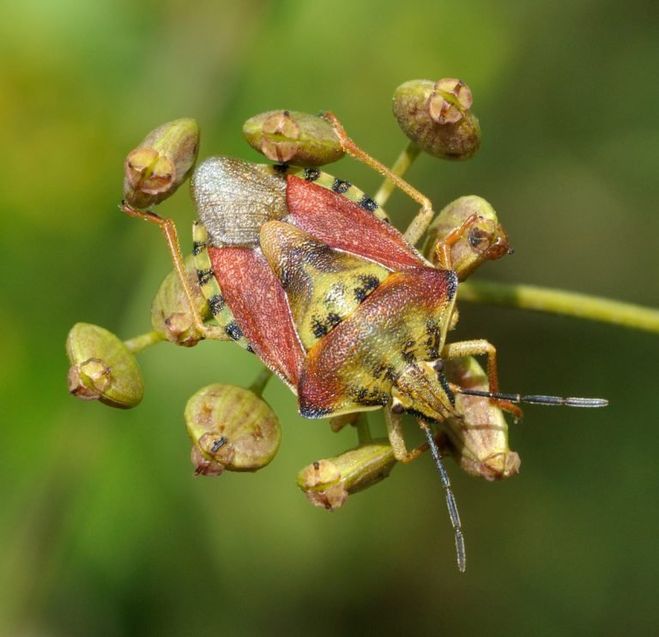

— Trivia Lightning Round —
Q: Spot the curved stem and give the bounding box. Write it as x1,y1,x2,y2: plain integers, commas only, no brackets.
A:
374,141,421,206
124,331,166,353
249,367,273,397
459,280,659,334
377,142,659,335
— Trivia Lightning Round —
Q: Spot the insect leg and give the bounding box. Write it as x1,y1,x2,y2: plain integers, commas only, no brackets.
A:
432,213,479,270
322,112,435,246
384,405,425,463
441,339,523,420
120,202,226,341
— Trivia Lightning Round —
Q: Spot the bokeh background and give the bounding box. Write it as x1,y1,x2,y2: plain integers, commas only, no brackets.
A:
1,1,658,635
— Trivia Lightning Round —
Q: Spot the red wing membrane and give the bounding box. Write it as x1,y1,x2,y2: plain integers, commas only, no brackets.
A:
286,175,425,271
208,246,305,387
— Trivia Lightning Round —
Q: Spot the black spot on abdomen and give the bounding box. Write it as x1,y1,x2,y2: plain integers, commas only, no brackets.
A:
225,322,244,341
304,167,320,182
359,195,378,212
332,178,351,194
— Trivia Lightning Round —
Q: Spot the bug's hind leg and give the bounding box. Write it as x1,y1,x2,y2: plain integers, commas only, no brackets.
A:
322,112,435,246
120,202,227,341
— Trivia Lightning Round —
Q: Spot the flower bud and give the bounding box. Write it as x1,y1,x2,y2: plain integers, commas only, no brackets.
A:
297,441,396,510
185,384,281,475
444,357,520,480
393,79,480,159
243,110,344,166
66,323,144,408
123,118,200,208
151,256,209,347
423,195,510,280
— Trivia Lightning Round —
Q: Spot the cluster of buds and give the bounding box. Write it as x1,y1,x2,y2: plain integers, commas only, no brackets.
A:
67,76,519,510
242,77,481,168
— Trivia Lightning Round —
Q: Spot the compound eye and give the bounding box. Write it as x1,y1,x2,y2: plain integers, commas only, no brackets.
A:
432,359,444,372
468,226,492,252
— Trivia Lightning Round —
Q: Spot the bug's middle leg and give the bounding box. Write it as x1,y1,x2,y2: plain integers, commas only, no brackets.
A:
322,112,435,246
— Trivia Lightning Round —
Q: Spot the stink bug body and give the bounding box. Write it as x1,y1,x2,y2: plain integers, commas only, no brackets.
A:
118,112,607,572
190,156,452,401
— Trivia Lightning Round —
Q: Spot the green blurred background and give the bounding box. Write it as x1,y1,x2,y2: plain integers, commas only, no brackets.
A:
1,1,658,635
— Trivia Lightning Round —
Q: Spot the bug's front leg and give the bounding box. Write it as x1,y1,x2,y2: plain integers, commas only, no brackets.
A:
384,405,426,463
322,112,435,246
432,213,479,271
441,339,523,420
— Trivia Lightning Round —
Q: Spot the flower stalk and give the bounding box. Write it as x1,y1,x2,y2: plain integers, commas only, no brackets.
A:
376,142,659,334
458,280,659,334
124,331,165,354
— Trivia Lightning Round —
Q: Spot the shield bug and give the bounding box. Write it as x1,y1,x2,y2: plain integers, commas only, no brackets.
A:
118,111,607,572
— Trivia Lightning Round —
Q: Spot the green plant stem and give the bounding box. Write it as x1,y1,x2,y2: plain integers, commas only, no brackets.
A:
354,415,373,445
250,367,273,397
459,280,659,334
376,142,659,335
373,141,421,206
124,331,166,353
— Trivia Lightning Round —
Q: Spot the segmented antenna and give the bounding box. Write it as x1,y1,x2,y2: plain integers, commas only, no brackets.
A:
420,422,466,573
456,388,608,408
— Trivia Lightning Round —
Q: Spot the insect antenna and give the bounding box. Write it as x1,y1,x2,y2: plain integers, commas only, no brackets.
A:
419,421,466,573
455,388,608,408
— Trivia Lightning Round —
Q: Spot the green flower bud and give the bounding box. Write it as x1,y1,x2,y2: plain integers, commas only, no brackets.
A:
393,79,480,159
151,256,209,347
243,110,344,166
444,357,520,481
123,118,200,208
185,384,281,475
423,195,510,280
66,323,144,408
297,441,396,510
